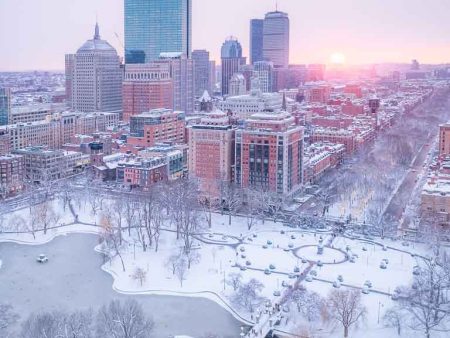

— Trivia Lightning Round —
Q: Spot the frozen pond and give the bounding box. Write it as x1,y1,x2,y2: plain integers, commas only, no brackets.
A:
0,233,241,337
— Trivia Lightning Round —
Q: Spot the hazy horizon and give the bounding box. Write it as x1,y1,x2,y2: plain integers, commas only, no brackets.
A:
1,0,450,71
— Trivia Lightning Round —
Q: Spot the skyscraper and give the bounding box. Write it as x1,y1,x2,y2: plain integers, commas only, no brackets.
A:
221,37,246,96
157,53,194,115
124,0,192,64
0,88,11,126
65,24,123,115
263,11,289,68
253,61,274,93
250,19,264,65
192,49,211,97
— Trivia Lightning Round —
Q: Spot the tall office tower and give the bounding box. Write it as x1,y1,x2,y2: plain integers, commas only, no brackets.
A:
263,11,289,69
192,49,211,97
0,88,11,126
221,37,246,96
250,19,264,65
209,60,217,93
122,63,174,122
65,24,123,115
124,0,192,63
158,53,194,114
253,61,274,93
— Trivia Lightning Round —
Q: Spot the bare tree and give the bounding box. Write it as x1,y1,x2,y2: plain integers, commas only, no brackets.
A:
175,256,188,287
383,307,405,336
100,213,126,272
132,267,147,287
20,309,93,338
225,272,242,291
0,304,18,338
185,250,201,269
34,201,60,234
220,181,241,226
232,278,265,313
243,188,259,230
96,299,154,338
20,311,61,338
400,259,450,338
327,289,367,338
291,288,325,322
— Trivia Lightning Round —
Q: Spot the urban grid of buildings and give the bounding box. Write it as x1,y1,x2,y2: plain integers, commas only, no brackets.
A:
0,0,449,235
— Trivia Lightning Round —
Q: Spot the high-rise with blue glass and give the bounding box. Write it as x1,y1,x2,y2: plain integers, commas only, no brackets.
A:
125,0,192,64
0,88,11,126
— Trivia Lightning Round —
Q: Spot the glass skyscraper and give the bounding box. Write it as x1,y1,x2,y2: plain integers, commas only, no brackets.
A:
250,19,264,65
0,88,11,126
125,0,192,64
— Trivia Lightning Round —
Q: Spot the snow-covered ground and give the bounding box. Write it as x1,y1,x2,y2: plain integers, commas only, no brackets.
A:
0,196,443,337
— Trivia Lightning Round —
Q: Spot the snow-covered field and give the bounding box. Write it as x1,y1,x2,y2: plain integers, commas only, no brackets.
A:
0,195,442,337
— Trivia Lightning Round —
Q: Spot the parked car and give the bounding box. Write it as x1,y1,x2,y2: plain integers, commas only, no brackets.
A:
305,275,313,282
269,264,276,270
293,266,300,273
240,266,247,271
264,269,272,275
36,254,48,263
273,290,281,297
317,260,323,267
333,281,341,288
362,286,370,294
337,275,344,282
364,280,373,288
380,261,387,269
310,270,318,277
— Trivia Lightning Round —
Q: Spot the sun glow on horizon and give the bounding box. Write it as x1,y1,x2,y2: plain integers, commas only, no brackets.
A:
330,52,346,65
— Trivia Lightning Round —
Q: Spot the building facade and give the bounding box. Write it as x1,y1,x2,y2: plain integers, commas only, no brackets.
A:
65,24,123,115
192,49,212,97
14,147,90,184
122,63,174,122
253,61,274,93
0,88,11,126
128,109,186,147
439,122,450,156
0,154,24,198
124,0,192,63
250,19,264,65
263,11,289,69
235,111,304,195
188,111,235,194
158,53,194,115
221,37,246,96
229,73,247,96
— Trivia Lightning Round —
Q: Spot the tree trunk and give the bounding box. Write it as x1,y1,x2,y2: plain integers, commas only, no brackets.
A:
228,211,232,225
344,326,349,338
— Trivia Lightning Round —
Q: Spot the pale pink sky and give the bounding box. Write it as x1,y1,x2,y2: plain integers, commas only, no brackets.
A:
0,0,449,71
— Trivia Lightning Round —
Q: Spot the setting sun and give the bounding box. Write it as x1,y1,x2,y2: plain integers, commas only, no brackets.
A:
330,52,346,65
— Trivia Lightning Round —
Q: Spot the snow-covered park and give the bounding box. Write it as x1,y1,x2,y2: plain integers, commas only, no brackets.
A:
1,186,448,338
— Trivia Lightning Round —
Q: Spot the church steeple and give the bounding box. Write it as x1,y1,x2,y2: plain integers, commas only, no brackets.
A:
94,22,100,40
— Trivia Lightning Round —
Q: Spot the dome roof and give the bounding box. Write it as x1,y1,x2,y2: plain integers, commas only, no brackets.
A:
77,23,117,54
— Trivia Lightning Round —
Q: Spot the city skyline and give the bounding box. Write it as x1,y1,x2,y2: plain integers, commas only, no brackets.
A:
1,0,450,71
